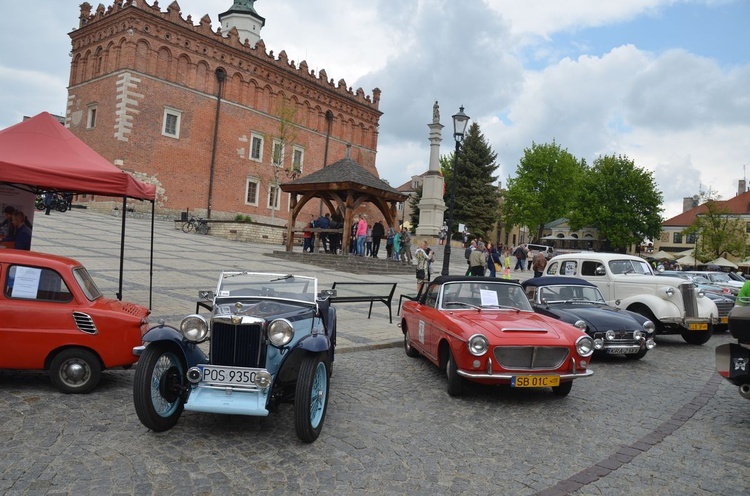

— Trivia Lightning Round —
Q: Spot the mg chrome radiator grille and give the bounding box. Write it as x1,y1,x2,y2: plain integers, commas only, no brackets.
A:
493,346,569,370
680,283,698,318
210,322,265,368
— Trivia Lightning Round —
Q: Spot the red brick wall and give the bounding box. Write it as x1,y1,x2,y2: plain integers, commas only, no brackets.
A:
66,0,383,224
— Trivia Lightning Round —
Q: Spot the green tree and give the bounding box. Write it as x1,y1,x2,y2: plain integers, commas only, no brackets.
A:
684,194,746,260
269,96,298,222
409,184,423,233
441,122,500,240
502,140,586,240
568,154,663,251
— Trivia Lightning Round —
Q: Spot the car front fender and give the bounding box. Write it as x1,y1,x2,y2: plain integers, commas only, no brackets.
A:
135,324,208,367
297,333,332,353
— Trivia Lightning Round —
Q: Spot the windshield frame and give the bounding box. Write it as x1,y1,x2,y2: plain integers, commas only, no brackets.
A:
217,272,318,305
439,281,533,311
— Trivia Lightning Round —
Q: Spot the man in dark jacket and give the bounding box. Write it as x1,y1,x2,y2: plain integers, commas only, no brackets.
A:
371,220,385,258
316,213,331,253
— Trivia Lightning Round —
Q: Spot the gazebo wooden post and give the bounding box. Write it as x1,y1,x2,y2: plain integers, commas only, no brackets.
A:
341,193,356,255
285,194,298,252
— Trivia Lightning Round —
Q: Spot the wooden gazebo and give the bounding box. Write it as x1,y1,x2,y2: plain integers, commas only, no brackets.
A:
280,157,408,253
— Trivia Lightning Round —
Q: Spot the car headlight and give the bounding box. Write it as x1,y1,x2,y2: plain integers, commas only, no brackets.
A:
468,334,489,356
268,319,294,347
643,320,655,334
633,330,644,340
576,335,594,357
180,315,209,342
574,319,587,331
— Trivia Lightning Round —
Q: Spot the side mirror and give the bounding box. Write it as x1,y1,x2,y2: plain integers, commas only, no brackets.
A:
318,289,337,299
198,290,215,300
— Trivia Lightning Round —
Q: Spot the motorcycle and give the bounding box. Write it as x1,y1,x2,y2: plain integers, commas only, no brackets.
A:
35,193,69,213
716,298,750,399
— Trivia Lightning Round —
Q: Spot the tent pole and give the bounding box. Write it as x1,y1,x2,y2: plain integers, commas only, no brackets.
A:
117,196,127,300
149,200,155,310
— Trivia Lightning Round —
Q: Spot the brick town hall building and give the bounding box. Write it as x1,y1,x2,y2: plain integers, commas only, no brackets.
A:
66,0,383,223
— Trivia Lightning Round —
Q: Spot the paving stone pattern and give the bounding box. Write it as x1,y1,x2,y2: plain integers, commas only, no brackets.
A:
1,210,747,495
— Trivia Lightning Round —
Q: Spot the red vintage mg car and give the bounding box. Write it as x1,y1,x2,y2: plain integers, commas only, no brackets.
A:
400,276,594,396
0,250,149,393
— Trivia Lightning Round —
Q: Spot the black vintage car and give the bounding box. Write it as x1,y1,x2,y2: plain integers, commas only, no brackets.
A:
132,272,336,443
522,277,656,359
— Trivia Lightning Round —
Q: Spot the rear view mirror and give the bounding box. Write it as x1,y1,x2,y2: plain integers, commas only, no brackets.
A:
198,290,215,300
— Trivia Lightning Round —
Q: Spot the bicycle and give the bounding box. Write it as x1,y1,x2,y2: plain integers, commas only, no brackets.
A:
182,216,210,234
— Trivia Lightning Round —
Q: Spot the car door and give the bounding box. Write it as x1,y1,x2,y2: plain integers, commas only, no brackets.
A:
0,263,77,369
407,283,441,362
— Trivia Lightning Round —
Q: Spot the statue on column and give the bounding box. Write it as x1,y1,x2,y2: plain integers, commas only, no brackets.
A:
432,101,440,124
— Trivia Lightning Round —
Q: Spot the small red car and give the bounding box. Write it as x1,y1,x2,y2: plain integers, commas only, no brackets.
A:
400,276,594,396
0,250,149,393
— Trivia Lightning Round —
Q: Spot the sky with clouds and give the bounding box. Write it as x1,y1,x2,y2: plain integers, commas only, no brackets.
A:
1,0,748,220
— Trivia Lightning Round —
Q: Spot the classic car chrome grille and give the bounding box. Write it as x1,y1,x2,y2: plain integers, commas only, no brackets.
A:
493,346,569,370
72,312,98,334
680,283,698,318
713,298,734,318
210,322,265,368
591,330,635,340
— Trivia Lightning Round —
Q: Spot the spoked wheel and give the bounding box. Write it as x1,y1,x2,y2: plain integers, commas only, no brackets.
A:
196,223,210,235
446,348,464,397
133,344,186,432
294,354,329,443
56,202,68,213
552,380,573,397
181,222,194,233
49,348,101,394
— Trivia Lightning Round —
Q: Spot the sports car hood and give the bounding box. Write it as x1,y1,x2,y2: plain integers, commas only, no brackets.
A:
544,304,640,332
447,310,581,343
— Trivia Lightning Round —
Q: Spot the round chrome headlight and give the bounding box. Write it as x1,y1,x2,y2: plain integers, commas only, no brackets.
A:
605,330,616,340
574,319,587,331
665,287,675,297
593,338,604,350
633,330,644,340
643,320,655,334
180,315,209,342
468,334,489,356
576,335,594,357
268,319,294,347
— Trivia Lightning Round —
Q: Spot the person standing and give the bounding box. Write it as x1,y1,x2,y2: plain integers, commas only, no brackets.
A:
487,242,499,278
533,251,548,278
316,213,331,253
469,241,487,276
365,224,373,257
393,229,402,261
414,240,431,293
302,215,315,253
386,226,395,259
400,227,413,265
513,245,525,271
503,249,512,279
355,215,367,256
371,220,385,257
438,221,448,245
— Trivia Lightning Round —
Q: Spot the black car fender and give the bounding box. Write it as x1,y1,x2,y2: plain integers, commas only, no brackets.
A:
142,324,208,367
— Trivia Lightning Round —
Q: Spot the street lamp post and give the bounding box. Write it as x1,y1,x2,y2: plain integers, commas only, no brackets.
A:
441,106,470,276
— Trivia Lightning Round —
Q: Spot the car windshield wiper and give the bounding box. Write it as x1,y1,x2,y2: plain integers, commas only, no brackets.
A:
270,274,293,282
444,301,481,310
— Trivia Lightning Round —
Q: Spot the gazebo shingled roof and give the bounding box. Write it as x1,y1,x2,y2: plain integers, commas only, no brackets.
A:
280,157,408,253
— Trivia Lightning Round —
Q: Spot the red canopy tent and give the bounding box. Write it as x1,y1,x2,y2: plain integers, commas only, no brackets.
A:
0,112,157,306
0,112,155,200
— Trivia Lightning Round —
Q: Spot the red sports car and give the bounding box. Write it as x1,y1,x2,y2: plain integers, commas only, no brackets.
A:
0,250,149,393
400,276,594,396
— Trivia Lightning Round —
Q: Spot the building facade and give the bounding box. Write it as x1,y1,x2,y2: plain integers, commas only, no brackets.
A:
66,0,382,223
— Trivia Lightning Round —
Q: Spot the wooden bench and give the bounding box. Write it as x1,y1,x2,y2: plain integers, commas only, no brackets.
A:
329,282,397,323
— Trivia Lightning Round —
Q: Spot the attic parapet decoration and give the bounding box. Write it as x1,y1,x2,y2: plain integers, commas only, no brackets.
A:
76,0,381,109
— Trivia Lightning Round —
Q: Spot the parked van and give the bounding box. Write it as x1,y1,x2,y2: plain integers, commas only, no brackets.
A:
526,244,555,259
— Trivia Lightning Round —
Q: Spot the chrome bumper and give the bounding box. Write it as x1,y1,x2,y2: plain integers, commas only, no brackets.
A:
457,368,594,380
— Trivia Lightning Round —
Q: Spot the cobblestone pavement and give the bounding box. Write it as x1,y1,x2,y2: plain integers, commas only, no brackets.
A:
2,210,748,495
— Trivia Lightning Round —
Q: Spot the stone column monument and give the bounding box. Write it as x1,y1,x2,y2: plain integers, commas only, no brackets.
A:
415,101,447,238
